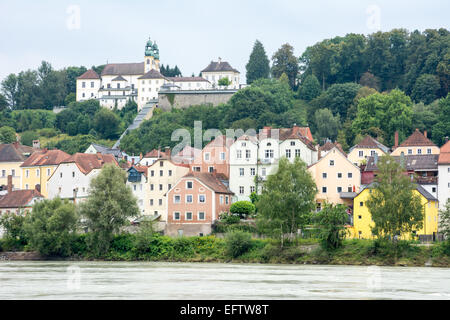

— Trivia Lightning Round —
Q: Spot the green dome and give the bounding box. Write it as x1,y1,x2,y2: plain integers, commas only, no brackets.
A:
145,37,154,57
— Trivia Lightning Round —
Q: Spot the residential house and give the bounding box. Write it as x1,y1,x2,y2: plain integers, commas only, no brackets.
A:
347,135,389,166
308,146,361,210
200,58,240,89
362,154,439,199
166,171,233,237
229,126,317,202
0,142,38,191
145,152,190,221
20,149,71,198
391,129,440,156
438,139,450,209
47,153,117,202
350,183,439,241
190,135,234,178
85,143,124,161
126,165,149,215
139,149,166,166
0,175,43,215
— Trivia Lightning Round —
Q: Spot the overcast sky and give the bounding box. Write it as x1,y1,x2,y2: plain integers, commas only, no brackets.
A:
0,0,449,82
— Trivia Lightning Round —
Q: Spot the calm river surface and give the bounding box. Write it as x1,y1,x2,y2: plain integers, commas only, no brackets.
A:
0,261,449,299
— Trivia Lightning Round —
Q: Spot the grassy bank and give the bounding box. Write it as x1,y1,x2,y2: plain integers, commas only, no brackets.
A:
2,232,450,267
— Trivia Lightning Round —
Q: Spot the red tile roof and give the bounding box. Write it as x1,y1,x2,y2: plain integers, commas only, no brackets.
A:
77,69,100,80
62,153,118,174
20,149,70,167
438,140,450,165
144,149,166,158
397,129,436,148
183,172,233,194
0,189,43,208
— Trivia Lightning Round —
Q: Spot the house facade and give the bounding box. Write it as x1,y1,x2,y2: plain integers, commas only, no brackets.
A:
0,142,38,191
200,58,240,89
166,172,233,237
438,140,450,209
350,184,439,241
308,146,361,209
347,135,389,166
47,153,117,202
126,166,149,215
145,156,190,220
20,149,71,198
0,176,43,215
391,129,440,156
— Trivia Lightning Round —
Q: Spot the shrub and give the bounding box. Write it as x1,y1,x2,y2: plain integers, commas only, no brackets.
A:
0,211,29,251
173,237,195,257
225,231,253,258
230,201,255,219
110,233,135,253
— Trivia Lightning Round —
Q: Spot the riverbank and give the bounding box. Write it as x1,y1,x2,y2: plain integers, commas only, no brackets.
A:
2,234,450,267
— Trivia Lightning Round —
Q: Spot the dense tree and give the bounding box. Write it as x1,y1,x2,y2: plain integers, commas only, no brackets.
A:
64,66,87,94
1,74,18,109
24,198,78,257
271,43,299,89
246,40,270,84
230,201,255,219
0,212,28,250
297,74,321,101
313,203,349,249
366,155,424,241
439,199,450,241
432,94,450,145
352,89,413,146
79,164,139,255
256,157,317,246
314,108,340,143
0,126,17,143
0,93,8,111
359,72,380,91
311,82,361,119
93,108,122,139
218,77,231,86
20,130,39,146
411,74,441,104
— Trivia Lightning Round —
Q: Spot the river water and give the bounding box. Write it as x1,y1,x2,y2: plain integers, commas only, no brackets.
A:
0,261,449,299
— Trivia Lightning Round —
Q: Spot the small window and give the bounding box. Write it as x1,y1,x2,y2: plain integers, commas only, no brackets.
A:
322,172,327,178
173,212,180,220
160,161,164,167
359,151,363,157
160,170,163,177
185,212,193,220
417,149,422,155
337,173,342,178
408,149,412,155
168,170,172,176
204,153,210,161
290,141,295,146
150,199,154,206
250,186,255,193
173,195,181,204
245,150,251,159
329,160,334,166
186,181,193,189
208,166,214,173
250,168,256,176
186,195,193,203
198,194,206,203
159,199,162,206
159,184,163,191
295,149,301,157
322,187,327,193
239,186,244,194
239,168,244,176
358,215,362,219
360,202,363,207
151,170,154,177
220,152,226,160
427,148,432,154
220,195,224,204
348,172,353,178
72,172,75,178
150,184,154,191
337,187,342,193
198,212,205,220
286,149,291,158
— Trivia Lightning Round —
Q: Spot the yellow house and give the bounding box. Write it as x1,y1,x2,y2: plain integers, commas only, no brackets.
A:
308,146,361,209
0,143,37,190
391,129,440,156
350,184,439,240
20,149,70,198
347,135,389,166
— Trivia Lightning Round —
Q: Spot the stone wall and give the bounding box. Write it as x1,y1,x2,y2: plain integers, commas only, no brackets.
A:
158,90,237,111
164,223,212,237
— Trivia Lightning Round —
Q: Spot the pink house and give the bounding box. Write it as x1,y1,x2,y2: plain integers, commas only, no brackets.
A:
190,135,234,178
165,171,233,237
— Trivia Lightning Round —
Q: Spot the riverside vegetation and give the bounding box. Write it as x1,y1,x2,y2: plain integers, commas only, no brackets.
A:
1,160,450,267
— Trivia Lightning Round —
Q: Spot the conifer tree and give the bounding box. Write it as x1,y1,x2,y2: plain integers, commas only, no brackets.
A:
246,40,270,85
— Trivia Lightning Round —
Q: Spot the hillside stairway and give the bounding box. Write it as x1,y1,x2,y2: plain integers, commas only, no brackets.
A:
113,102,156,149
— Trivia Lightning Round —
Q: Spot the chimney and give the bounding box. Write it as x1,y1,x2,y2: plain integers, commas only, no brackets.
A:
158,147,161,158
394,131,399,148
446,136,449,143
7,175,12,193
32,140,40,149
424,130,427,138
96,152,102,160
165,146,171,158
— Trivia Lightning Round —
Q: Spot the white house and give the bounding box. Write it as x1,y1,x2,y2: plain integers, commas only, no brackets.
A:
200,58,240,89
126,166,149,215
438,140,450,210
47,153,118,202
229,126,317,201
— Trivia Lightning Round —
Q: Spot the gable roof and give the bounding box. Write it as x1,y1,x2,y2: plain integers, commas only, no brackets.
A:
0,189,43,208
201,60,239,73
182,172,233,194
138,69,167,80
101,63,145,76
359,182,437,201
0,143,35,162
397,129,437,148
279,127,315,150
365,154,439,172
350,135,389,153
438,140,450,165
88,143,122,158
77,69,100,80
143,149,166,158
319,141,346,156
61,153,118,175
310,146,357,170
21,149,70,167
111,75,127,81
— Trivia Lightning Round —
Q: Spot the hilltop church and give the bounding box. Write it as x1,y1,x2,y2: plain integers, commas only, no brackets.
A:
76,37,241,111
